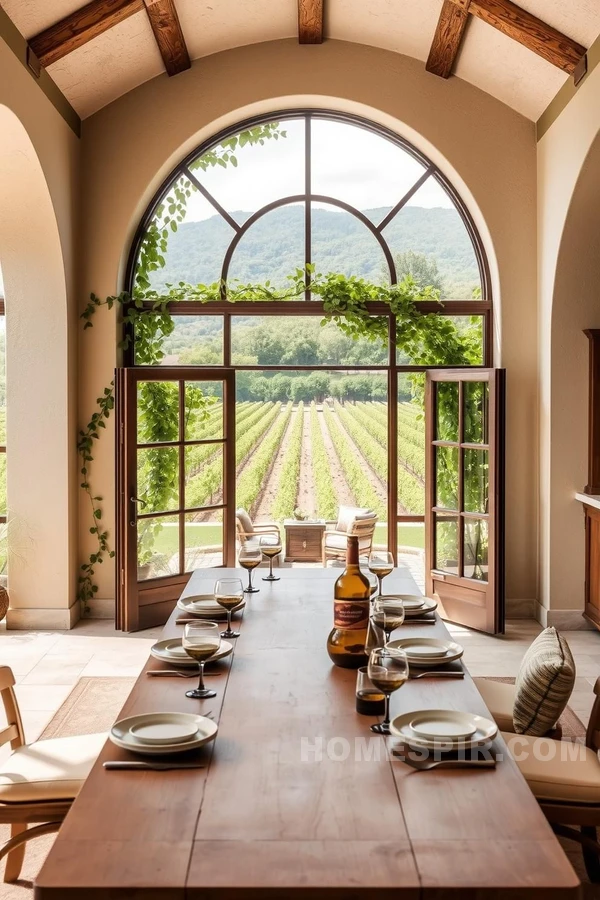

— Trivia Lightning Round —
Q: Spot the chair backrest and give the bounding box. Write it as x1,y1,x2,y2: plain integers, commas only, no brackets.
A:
586,677,600,751
236,508,254,543
336,506,376,534
0,666,24,750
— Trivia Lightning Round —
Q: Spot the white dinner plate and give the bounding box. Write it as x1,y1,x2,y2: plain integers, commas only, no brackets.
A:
387,637,464,667
110,712,217,756
402,596,438,618
130,714,201,745
409,710,478,741
177,595,245,619
150,638,233,668
390,709,497,751
381,594,425,610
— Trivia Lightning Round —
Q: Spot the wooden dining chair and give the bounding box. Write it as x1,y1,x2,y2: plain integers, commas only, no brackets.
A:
0,665,106,882
503,675,600,882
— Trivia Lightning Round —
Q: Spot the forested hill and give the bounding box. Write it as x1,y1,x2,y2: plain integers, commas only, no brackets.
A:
147,205,479,298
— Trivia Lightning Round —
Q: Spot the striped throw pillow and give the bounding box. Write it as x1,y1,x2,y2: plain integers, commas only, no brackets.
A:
513,627,576,736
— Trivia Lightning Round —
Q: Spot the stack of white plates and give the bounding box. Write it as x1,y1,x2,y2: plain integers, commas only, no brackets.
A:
177,594,245,620
387,637,463,667
382,594,438,617
390,708,497,750
150,637,233,668
110,712,217,756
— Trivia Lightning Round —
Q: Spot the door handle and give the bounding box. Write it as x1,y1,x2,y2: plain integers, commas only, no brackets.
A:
129,496,147,527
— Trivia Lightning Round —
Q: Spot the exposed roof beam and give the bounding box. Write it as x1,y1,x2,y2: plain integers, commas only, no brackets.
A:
298,0,323,44
426,0,471,78
143,0,190,76
29,0,143,67
468,0,586,74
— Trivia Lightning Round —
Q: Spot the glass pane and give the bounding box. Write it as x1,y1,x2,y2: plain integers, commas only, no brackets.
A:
190,118,305,221
397,374,425,515
435,446,458,510
310,118,427,225
464,381,489,444
464,448,489,514
137,381,178,443
158,317,224,366
397,521,425,593
186,445,223,509
231,317,387,367
184,382,223,440
226,203,305,290
0,315,5,444
144,174,236,292
185,511,223,570
0,455,6,516
137,514,178,580
435,514,459,575
464,518,489,581
381,178,481,300
436,382,459,441
137,447,179,513
396,316,484,366
311,204,389,282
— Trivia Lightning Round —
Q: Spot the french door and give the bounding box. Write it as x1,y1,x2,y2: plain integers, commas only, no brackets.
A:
425,369,506,634
116,368,236,631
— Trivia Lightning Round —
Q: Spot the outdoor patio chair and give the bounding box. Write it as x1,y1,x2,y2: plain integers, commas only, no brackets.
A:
236,509,281,563
322,506,377,565
0,665,106,882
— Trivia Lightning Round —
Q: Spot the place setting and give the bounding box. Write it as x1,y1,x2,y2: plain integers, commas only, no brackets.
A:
106,710,218,769
387,635,465,679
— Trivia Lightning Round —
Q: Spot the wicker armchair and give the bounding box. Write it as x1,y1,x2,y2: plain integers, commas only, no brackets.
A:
322,506,377,566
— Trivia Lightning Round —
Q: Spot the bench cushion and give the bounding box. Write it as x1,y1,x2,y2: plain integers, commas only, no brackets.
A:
473,677,516,732
502,731,600,805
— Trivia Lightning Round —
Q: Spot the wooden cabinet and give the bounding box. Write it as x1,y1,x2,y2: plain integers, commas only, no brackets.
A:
284,520,326,563
584,503,600,629
582,331,600,630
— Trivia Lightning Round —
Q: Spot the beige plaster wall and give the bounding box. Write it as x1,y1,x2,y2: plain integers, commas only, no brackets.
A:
79,38,537,613
0,37,80,628
537,63,600,625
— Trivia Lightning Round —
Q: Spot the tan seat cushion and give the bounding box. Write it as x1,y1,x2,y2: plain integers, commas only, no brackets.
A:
513,626,576,736
236,508,253,535
502,731,600,805
473,677,516,732
0,732,106,804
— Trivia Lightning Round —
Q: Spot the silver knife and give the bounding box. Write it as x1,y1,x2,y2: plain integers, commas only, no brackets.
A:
103,760,207,770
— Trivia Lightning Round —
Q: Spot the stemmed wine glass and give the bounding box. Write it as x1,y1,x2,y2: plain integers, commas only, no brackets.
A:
359,555,378,600
215,577,244,639
368,551,394,599
367,646,409,735
371,597,405,643
260,534,282,582
239,543,262,593
182,621,221,700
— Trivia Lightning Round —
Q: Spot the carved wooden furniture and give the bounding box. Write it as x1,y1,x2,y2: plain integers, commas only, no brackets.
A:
284,519,326,562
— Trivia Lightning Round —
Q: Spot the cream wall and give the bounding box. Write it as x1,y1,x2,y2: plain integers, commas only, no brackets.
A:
537,63,600,627
79,38,538,616
0,37,80,628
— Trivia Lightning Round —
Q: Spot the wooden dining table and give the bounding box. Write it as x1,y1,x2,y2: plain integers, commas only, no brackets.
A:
35,569,580,899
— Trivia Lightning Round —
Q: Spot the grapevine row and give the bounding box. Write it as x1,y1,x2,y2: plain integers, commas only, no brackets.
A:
342,402,425,481
271,403,304,521
322,404,385,519
185,401,272,481
237,403,293,514
310,402,337,520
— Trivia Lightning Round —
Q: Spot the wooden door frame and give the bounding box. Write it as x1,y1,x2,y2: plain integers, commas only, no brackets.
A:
116,366,236,631
425,368,505,634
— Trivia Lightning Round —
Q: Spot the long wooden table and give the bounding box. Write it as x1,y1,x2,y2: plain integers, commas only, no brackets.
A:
35,570,580,898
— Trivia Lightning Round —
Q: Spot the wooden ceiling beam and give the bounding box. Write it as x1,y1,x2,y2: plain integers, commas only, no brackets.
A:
468,0,586,74
29,0,144,67
298,0,323,44
143,0,190,76
426,0,471,78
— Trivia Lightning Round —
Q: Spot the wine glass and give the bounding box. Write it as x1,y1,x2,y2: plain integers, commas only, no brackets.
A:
359,556,378,600
372,597,405,643
182,621,221,700
367,646,409,735
239,543,262,593
368,551,394,599
215,577,244,639
260,534,282,582
365,611,386,655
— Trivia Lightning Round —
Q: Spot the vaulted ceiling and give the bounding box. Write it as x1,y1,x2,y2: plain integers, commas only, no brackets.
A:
1,0,599,120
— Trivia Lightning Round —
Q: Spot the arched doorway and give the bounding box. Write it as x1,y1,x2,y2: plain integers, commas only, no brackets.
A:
0,105,72,627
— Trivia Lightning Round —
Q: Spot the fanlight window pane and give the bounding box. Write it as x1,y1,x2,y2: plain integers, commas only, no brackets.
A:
156,317,224,366
311,205,389,281
190,118,305,222
310,118,427,225
226,203,305,289
145,176,235,292
381,179,481,300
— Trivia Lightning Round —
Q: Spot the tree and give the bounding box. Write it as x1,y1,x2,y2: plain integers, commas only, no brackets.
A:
394,250,445,294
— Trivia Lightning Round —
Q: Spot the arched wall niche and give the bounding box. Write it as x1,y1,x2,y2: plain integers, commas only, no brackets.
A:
0,104,74,627
545,128,600,623
78,38,537,612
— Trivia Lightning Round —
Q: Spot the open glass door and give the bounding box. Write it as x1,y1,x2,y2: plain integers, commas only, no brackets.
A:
116,368,235,631
425,369,505,634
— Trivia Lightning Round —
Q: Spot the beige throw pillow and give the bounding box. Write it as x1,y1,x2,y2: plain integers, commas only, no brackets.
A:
513,626,576,736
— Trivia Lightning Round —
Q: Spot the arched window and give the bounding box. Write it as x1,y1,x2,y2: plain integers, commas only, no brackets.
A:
123,111,492,593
